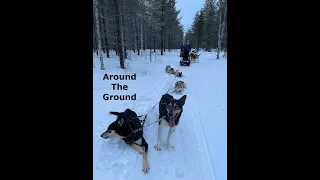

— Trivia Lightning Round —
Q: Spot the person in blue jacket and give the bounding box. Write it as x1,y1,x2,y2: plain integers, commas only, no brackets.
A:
182,40,192,60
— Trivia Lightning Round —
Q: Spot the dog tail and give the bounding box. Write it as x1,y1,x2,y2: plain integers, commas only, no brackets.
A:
109,111,122,116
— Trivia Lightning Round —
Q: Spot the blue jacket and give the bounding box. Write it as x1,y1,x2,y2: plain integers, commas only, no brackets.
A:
183,44,192,51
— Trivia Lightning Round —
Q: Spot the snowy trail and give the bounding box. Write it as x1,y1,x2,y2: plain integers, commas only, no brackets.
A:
93,50,225,180
180,53,227,180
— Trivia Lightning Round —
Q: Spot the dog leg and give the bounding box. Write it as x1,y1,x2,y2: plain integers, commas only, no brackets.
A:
166,127,176,150
130,143,150,173
154,120,163,151
130,143,145,154
142,152,149,173
141,138,149,173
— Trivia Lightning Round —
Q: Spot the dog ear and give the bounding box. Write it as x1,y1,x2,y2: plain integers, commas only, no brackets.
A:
178,95,187,106
110,111,122,116
118,118,125,126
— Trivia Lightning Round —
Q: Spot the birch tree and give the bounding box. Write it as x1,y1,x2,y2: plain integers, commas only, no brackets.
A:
93,0,105,70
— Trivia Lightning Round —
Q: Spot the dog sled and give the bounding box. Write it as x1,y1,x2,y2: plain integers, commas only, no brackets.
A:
180,53,191,66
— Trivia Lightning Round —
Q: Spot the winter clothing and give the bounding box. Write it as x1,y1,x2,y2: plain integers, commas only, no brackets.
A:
182,44,192,52
182,44,192,56
182,53,190,60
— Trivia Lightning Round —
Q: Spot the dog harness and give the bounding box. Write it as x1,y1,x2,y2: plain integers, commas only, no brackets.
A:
123,115,149,147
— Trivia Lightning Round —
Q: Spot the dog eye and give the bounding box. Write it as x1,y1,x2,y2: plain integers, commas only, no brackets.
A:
174,106,179,110
106,130,111,133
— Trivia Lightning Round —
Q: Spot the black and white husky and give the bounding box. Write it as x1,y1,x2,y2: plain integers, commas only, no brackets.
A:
175,69,183,77
173,81,186,93
154,94,187,151
100,109,150,173
165,65,176,74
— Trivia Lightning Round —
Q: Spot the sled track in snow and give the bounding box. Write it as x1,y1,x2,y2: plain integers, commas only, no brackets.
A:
148,62,217,180
183,77,217,180
132,62,217,180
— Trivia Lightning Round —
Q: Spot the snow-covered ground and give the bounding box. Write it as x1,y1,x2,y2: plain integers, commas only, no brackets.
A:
93,49,227,180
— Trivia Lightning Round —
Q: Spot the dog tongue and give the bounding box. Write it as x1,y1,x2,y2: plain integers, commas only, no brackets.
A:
169,119,175,127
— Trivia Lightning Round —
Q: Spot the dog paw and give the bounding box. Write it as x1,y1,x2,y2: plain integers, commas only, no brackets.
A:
154,144,161,151
142,162,150,174
167,144,175,150
139,147,145,154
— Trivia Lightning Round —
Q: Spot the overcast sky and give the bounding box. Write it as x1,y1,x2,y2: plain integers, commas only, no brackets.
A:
176,0,204,35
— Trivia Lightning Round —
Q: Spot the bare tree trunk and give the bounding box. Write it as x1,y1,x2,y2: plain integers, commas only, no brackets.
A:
93,49,95,68
106,45,110,58
113,17,118,56
150,48,152,62
153,34,156,53
121,14,127,59
93,0,105,70
99,16,105,53
160,0,164,55
102,18,110,58
216,2,222,59
150,27,152,62
168,25,171,52
163,26,166,52
135,17,140,55
144,30,147,50
114,0,124,68
221,2,227,52
133,17,137,53
140,16,143,57
217,0,227,59
121,25,125,59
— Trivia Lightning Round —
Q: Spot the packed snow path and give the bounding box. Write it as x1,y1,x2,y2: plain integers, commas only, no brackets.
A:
93,50,226,180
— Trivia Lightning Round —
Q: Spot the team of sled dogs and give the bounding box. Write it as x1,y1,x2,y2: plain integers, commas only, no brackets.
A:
100,52,210,174
165,65,187,93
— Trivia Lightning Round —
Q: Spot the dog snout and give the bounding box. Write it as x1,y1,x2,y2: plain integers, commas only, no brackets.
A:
168,112,173,117
100,132,108,139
